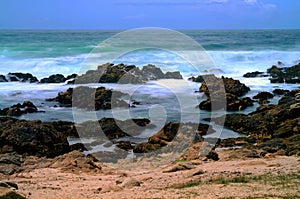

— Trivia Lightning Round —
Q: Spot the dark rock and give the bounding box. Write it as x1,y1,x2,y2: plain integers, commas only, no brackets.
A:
7,72,39,83
206,151,219,161
40,74,66,83
199,93,253,111
74,63,183,84
47,86,129,110
0,117,74,158
267,63,300,84
116,141,134,151
0,75,8,82
0,101,40,117
164,71,183,79
243,71,267,78
273,89,289,95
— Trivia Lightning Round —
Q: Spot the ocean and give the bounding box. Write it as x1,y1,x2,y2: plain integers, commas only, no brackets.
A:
0,29,300,139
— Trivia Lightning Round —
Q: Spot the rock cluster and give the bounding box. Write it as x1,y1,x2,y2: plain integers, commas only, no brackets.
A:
47,86,129,110
197,75,253,111
209,89,300,156
267,63,300,83
74,63,183,84
0,101,41,116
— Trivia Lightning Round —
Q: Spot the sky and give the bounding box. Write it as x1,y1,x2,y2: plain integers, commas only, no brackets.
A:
0,0,299,30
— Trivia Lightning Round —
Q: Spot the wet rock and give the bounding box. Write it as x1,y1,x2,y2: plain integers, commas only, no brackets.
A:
40,74,66,83
0,75,8,82
74,63,183,84
267,63,300,84
206,151,219,161
7,72,38,83
164,71,183,79
47,86,129,110
273,89,289,95
199,93,253,111
0,101,40,116
253,92,274,104
243,71,267,78
116,141,134,151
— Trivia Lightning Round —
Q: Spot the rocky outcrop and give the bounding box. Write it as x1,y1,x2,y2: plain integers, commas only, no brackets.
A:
47,86,130,110
78,118,154,140
40,73,77,83
243,71,267,78
0,75,8,82
7,72,38,83
267,63,300,83
0,101,42,117
74,63,183,84
0,117,78,158
198,75,252,111
133,122,214,153
253,92,274,104
209,90,300,156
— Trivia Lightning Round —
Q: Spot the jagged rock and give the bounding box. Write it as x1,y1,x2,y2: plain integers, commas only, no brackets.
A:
74,63,183,84
273,89,289,95
0,75,8,82
267,63,300,84
243,71,267,78
7,72,38,83
0,117,77,158
0,101,40,117
40,74,66,83
47,86,129,110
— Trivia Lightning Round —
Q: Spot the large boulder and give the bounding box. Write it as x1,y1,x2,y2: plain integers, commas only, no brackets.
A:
267,63,300,84
243,71,267,78
0,75,8,82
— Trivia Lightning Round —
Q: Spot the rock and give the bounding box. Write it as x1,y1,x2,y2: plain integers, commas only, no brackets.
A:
199,75,250,97
47,86,129,110
206,151,219,161
40,74,66,83
77,118,153,139
0,101,40,116
0,153,23,175
163,162,195,173
116,141,134,151
0,181,18,190
0,75,8,82
122,178,141,188
0,187,26,199
267,63,300,84
0,117,74,158
192,169,205,176
273,89,289,95
164,71,183,79
243,71,267,78
253,92,274,101
7,72,39,83
253,92,274,104
199,93,253,111
100,185,123,193
74,63,183,84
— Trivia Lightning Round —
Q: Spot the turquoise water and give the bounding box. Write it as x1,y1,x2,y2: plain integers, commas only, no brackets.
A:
0,29,300,125
1,30,300,78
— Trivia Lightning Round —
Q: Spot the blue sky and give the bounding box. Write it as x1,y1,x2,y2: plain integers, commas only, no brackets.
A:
0,0,299,30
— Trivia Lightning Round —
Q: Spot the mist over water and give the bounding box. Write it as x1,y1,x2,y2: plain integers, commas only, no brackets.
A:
0,30,300,126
